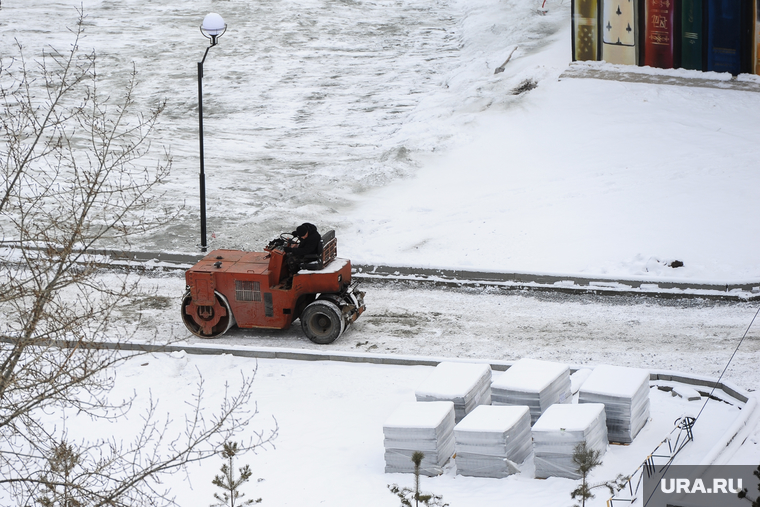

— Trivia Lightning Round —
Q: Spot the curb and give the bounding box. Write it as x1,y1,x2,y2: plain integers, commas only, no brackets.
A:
4,244,757,301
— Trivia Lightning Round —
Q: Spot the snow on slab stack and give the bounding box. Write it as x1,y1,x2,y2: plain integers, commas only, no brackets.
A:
490,358,572,424
415,362,492,423
531,403,608,480
578,365,650,444
454,405,533,478
383,401,456,476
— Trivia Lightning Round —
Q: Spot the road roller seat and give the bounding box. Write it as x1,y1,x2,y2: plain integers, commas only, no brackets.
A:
300,229,337,271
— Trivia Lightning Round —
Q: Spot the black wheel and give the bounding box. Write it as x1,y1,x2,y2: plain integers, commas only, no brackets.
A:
301,300,344,344
181,290,235,338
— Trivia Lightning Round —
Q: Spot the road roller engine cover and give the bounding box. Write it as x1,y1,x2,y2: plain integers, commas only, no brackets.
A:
182,229,366,344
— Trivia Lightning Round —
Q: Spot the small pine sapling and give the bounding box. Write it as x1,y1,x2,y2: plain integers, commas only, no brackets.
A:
387,451,449,507
570,441,628,507
37,441,85,507
211,441,262,507
738,465,760,506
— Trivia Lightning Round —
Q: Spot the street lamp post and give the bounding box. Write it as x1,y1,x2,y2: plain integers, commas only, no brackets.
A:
197,13,227,252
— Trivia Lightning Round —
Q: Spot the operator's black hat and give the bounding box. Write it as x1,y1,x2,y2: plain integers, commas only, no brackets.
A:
294,224,308,237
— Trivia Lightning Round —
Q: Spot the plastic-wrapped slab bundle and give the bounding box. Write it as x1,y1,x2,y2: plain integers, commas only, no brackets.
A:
578,364,650,444
454,405,533,478
531,403,608,479
490,358,572,424
384,401,456,476
415,362,492,423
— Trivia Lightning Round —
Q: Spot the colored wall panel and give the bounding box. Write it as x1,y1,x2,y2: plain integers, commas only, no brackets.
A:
706,0,743,74
601,0,639,65
755,0,760,73
681,0,704,70
573,0,600,61
644,0,678,67
602,0,639,64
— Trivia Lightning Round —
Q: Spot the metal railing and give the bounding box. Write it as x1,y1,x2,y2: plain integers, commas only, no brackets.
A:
607,416,696,507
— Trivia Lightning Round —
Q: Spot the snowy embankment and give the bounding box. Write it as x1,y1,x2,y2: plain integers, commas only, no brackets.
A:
6,0,759,285
343,67,760,283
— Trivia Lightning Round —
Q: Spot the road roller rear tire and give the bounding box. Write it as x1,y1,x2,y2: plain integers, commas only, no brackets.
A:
301,300,344,344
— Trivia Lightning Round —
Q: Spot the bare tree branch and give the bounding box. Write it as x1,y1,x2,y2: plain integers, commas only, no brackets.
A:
0,9,272,507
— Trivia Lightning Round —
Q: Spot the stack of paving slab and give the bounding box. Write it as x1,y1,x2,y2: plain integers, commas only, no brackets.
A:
383,401,456,476
490,358,573,424
531,403,608,479
578,364,650,443
454,405,533,478
415,362,492,423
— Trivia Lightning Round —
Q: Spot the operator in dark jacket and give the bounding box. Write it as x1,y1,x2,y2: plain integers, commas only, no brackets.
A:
284,223,321,272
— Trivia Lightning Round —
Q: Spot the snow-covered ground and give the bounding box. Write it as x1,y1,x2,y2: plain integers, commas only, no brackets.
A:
84,351,746,507
5,266,758,506
2,0,760,504
128,271,760,474
4,0,758,283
